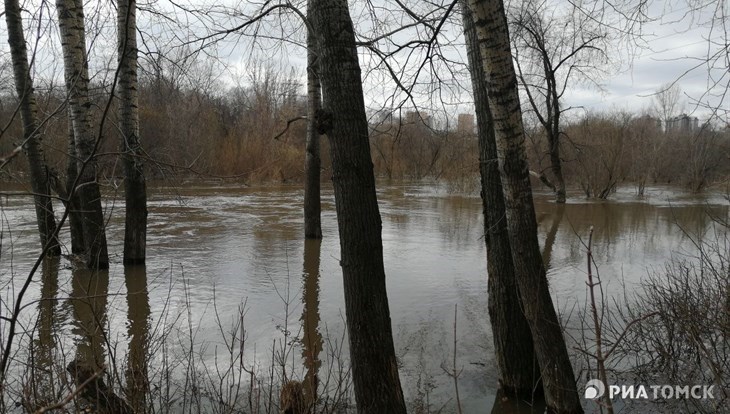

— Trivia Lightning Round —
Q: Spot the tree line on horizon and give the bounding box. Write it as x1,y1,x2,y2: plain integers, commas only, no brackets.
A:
2,72,727,194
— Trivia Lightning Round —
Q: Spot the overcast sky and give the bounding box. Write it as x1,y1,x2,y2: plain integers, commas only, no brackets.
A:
0,0,726,125
561,1,728,123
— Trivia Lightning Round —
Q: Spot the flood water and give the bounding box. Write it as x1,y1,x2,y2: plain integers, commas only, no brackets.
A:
0,182,728,412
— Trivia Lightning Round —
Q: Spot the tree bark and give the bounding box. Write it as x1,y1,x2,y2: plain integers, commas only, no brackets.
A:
66,117,86,254
309,1,406,412
548,137,566,203
56,0,109,269
118,0,148,264
461,1,541,398
468,0,582,412
547,86,566,203
304,3,322,240
4,0,61,255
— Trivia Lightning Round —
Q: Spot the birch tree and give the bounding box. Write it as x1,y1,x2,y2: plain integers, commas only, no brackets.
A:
467,0,583,411
461,0,541,398
56,0,109,269
118,0,148,264
4,0,61,255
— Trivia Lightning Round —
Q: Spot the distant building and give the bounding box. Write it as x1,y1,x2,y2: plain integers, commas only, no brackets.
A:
372,108,393,126
665,114,699,134
405,110,432,128
457,113,475,134
634,114,662,130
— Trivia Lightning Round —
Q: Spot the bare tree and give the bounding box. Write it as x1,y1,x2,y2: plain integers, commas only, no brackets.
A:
309,0,407,411
118,0,148,264
567,111,628,199
509,0,609,203
4,0,61,254
461,0,541,398
652,82,684,131
467,0,583,412
56,0,109,269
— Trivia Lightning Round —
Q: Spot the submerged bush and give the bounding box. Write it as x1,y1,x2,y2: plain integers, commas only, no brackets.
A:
617,228,729,413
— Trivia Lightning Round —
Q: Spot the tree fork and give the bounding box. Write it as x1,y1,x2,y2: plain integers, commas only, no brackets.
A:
56,0,109,269
468,0,583,412
461,0,541,398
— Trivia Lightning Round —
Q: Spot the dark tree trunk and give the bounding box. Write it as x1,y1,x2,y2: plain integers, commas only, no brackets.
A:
548,139,566,202
461,1,541,398
547,102,566,203
118,0,148,264
57,0,109,269
4,0,61,255
468,0,583,412
304,5,322,240
66,118,86,254
309,1,407,412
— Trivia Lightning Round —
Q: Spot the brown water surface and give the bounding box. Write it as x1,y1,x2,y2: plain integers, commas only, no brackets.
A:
0,182,727,412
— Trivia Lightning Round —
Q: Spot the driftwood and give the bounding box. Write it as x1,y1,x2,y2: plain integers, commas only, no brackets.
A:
66,360,133,414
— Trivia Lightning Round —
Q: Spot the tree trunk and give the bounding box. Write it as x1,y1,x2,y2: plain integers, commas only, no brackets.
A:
547,111,566,203
4,0,61,255
304,4,322,240
66,116,86,254
467,1,583,412
56,0,109,269
461,1,541,398
118,0,148,265
309,1,407,412
548,139,566,202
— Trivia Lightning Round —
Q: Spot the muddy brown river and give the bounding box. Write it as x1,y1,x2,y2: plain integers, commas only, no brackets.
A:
0,182,727,412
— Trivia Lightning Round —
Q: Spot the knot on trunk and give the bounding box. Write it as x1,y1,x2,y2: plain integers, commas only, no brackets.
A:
315,108,333,135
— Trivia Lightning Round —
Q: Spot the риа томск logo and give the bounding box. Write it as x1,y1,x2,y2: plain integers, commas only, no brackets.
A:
584,379,715,400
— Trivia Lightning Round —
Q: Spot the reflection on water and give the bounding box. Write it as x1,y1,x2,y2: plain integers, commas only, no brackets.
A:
125,265,151,412
301,239,323,402
24,257,61,410
490,388,546,413
67,268,109,373
0,183,728,412
540,204,565,270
